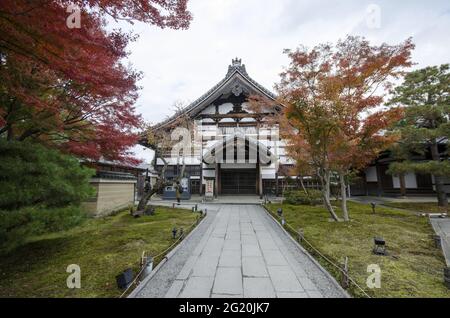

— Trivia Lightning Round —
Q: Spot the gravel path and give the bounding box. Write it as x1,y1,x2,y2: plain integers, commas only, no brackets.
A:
133,204,347,298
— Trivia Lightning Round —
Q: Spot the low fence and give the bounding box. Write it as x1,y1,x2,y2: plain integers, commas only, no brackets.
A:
118,209,206,298
262,204,371,298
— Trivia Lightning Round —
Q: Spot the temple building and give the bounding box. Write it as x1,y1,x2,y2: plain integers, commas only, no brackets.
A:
154,59,294,197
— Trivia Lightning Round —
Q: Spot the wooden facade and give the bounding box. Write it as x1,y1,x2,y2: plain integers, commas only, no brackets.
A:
350,148,449,197
154,59,294,196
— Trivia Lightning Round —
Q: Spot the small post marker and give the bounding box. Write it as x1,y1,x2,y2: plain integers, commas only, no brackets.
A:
371,202,376,214
277,208,283,217
341,256,349,289
433,235,442,249
172,227,177,239
373,237,387,255
297,228,304,243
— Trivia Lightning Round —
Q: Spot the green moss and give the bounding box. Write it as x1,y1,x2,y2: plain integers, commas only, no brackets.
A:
266,201,450,298
382,202,448,214
0,206,198,298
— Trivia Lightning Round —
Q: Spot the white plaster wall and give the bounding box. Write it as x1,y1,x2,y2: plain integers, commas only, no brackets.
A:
241,102,254,113
201,118,215,124
200,105,216,114
221,163,256,169
219,118,234,123
393,173,417,189
365,166,378,182
202,170,215,178
156,157,201,165
261,166,276,179
240,117,256,123
218,103,234,114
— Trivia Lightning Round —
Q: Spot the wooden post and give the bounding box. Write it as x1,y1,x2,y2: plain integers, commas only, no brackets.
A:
275,172,279,197
341,256,349,289
297,228,304,243
375,164,384,197
257,162,263,197
215,163,219,198
434,235,442,249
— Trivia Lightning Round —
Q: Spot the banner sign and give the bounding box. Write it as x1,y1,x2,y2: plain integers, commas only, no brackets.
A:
205,179,214,198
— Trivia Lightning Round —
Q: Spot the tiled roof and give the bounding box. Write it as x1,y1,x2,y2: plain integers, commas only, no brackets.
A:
155,58,277,128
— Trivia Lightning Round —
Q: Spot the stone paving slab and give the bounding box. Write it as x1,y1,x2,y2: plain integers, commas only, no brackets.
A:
219,250,241,267
135,204,347,298
243,277,276,298
179,276,214,298
242,256,269,277
267,266,305,293
212,267,243,295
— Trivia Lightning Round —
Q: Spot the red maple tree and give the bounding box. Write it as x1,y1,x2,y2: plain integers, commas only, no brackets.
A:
0,0,192,163
277,36,414,221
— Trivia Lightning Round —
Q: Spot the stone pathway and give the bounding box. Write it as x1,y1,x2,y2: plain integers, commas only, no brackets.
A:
430,218,450,267
134,204,347,298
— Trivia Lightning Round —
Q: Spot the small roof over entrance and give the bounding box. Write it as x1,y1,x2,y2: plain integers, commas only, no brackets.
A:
203,132,273,165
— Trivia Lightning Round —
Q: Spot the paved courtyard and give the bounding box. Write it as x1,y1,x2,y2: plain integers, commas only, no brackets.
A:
133,204,347,298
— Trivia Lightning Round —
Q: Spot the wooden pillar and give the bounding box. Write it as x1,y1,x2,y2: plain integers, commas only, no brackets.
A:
258,164,263,197
215,163,220,198
199,165,203,195
275,172,279,197
375,164,383,197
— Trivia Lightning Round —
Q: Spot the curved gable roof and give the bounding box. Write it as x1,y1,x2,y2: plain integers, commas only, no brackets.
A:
155,58,277,128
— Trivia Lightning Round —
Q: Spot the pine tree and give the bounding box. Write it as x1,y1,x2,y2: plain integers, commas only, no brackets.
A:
388,64,450,208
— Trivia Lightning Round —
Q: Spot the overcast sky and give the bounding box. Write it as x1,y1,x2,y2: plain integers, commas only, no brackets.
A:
126,0,450,162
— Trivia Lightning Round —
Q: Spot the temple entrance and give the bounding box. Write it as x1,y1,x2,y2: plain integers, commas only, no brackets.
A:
220,169,257,195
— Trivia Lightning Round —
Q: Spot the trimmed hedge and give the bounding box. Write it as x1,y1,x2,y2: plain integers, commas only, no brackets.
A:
284,189,323,205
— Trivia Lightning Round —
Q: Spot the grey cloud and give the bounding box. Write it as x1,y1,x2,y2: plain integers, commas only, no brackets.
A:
116,0,450,129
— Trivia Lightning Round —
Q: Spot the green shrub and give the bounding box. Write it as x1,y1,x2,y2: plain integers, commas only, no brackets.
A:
0,140,95,251
0,205,87,252
0,140,95,210
284,189,323,205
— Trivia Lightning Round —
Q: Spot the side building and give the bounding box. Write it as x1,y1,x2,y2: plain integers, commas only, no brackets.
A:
350,142,450,197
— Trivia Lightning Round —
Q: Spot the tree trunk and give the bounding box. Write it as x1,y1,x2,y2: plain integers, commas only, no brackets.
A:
399,173,406,197
137,154,168,211
319,170,339,221
339,172,349,222
6,124,13,141
137,188,158,211
430,142,448,208
298,175,308,194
